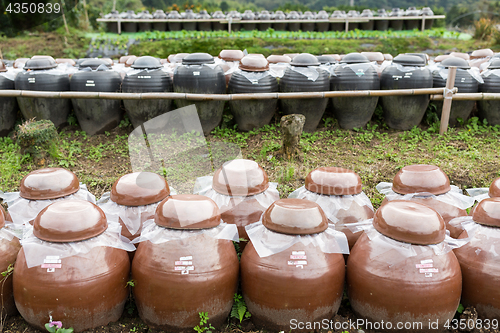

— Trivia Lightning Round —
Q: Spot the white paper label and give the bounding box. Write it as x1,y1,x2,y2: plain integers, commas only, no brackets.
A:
138,75,151,79
42,256,61,272
193,71,200,76
28,78,35,83
176,256,194,274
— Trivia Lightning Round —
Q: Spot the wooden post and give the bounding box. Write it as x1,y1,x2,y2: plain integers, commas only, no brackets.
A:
82,0,90,31
345,18,349,32
421,16,426,31
281,114,305,160
60,0,70,34
439,66,457,135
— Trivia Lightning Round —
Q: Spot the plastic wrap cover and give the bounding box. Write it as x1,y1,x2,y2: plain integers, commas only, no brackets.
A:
290,66,321,81
0,71,18,81
21,68,69,76
330,62,378,77
228,68,273,84
98,191,164,235
245,221,349,258
434,67,484,84
194,176,279,213
391,63,428,73
376,182,475,210
177,63,220,71
288,186,373,224
0,184,96,226
125,68,165,76
21,222,135,268
268,63,290,78
77,64,110,72
131,220,238,244
465,188,490,202
481,68,500,78
348,221,467,267
449,216,500,261
0,223,22,241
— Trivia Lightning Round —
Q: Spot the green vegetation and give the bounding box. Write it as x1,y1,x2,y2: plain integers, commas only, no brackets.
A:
124,29,485,58
231,294,251,323
193,312,215,333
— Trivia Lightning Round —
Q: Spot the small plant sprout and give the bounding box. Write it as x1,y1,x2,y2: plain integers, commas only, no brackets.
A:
231,293,251,323
45,316,74,333
193,312,215,333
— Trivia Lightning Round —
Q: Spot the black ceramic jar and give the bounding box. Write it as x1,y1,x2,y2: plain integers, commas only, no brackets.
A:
70,59,122,135
173,53,226,135
380,54,433,130
433,57,479,126
15,56,71,128
228,55,278,131
331,53,380,129
122,56,173,128
279,53,330,132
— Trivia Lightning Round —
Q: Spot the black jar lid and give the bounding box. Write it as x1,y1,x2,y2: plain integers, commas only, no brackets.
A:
168,10,181,18
393,54,426,66
212,10,225,18
340,53,370,64
441,57,470,69
290,53,320,67
316,55,337,65
79,59,111,70
488,59,500,69
131,56,162,69
24,56,57,70
182,53,215,65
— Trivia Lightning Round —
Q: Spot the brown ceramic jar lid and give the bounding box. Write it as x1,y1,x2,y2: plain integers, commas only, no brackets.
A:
284,53,299,59
392,164,451,195
471,48,494,59
34,200,108,242
0,60,6,72
305,167,362,195
434,54,451,63
472,197,500,227
0,207,5,229
262,198,328,235
119,55,135,64
239,55,269,72
267,55,291,64
14,58,29,68
219,50,244,62
55,58,76,66
110,172,170,207
384,53,393,61
323,54,342,62
19,168,80,200
489,177,500,197
361,52,385,64
125,56,138,67
155,194,220,229
449,52,470,61
373,200,446,245
212,159,269,196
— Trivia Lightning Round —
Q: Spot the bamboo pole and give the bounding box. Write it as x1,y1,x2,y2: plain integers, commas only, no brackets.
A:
0,87,452,100
439,66,457,135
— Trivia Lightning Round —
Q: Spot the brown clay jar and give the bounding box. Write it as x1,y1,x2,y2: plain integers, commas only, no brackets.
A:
132,195,239,332
347,200,462,332
387,164,468,238
0,207,21,316
241,199,345,332
302,167,374,249
109,172,170,240
13,200,130,331
211,159,276,250
454,198,500,319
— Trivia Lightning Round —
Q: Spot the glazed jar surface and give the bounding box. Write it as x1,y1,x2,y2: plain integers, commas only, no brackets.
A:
132,234,239,331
